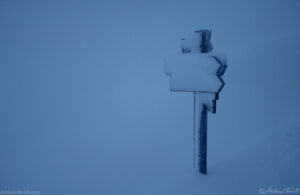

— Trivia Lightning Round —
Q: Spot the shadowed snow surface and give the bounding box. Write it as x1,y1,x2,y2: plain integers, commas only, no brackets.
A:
0,0,299,194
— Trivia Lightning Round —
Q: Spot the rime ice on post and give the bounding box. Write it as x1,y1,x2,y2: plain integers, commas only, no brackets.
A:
164,30,227,174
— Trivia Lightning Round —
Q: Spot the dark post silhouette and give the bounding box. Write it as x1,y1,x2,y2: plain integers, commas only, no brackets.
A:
199,105,208,174
197,30,211,174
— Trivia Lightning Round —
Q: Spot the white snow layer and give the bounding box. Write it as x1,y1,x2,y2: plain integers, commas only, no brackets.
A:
164,53,223,92
0,0,300,195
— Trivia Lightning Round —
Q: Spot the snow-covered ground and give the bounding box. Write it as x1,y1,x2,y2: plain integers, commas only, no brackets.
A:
0,0,299,194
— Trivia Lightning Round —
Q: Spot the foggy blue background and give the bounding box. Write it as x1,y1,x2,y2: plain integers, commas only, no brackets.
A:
0,0,299,194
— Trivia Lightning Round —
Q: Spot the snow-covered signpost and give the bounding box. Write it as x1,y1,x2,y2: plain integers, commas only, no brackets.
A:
164,29,227,174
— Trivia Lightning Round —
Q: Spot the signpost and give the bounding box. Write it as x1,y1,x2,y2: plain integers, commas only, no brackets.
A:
164,29,227,174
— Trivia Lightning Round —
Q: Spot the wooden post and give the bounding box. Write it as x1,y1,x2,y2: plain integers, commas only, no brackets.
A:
186,29,212,174
174,29,225,174
199,104,207,174
193,92,208,174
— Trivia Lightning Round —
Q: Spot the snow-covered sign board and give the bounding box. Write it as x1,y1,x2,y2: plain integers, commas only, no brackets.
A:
164,30,227,174
165,53,224,93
